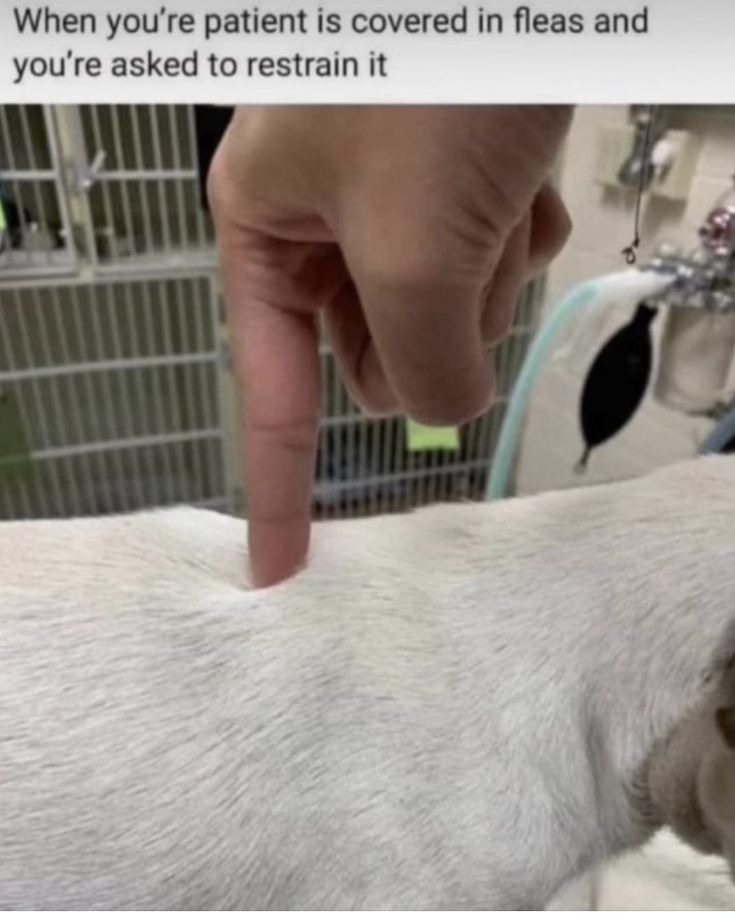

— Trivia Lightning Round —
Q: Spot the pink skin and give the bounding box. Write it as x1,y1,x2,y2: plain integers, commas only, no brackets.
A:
209,105,573,587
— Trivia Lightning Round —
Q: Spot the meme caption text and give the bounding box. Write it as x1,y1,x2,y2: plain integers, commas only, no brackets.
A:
10,3,653,85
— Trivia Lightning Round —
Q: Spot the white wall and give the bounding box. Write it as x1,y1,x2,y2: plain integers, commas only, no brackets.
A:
516,105,735,496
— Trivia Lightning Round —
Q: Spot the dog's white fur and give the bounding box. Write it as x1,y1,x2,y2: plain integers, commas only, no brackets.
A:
550,831,735,910
1,455,734,909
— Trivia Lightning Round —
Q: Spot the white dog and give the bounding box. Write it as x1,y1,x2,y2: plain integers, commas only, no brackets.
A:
1,455,734,909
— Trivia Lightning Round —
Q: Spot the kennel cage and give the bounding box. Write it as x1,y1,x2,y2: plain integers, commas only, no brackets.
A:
0,274,230,520
313,282,542,519
0,105,77,278
74,105,215,274
0,103,545,523
1,105,215,280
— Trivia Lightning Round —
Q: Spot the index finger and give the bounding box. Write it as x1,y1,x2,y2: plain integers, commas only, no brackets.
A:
220,229,320,588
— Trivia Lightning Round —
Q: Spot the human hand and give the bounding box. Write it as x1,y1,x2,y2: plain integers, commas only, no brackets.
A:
209,105,573,587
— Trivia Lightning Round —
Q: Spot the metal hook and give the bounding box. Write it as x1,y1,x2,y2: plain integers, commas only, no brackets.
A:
622,245,638,266
77,149,107,192
620,104,659,266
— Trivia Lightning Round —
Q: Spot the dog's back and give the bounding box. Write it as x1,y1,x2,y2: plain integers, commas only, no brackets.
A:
1,507,528,908
2,456,735,909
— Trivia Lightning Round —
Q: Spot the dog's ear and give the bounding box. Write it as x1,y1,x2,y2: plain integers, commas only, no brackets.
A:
715,707,735,750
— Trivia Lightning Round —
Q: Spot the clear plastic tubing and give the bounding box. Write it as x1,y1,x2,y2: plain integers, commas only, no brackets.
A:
486,269,673,501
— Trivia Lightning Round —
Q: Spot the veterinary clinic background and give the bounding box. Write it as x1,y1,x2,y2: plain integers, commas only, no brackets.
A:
1,0,735,911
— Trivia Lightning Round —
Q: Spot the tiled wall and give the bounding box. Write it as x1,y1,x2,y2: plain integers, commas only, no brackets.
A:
516,105,735,496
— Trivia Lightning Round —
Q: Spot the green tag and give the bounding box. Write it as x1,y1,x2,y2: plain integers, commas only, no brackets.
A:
406,419,460,452
0,388,33,486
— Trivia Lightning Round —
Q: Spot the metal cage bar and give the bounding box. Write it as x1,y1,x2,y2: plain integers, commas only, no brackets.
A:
77,105,215,274
311,282,540,520
0,105,77,279
0,273,229,520
1,104,545,525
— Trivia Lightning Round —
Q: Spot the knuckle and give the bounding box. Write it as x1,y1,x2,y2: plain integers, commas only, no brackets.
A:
359,248,443,299
207,122,267,225
248,415,318,457
206,143,234,223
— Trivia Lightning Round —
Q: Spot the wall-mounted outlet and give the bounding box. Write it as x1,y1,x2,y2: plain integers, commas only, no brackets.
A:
595,126,703,202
